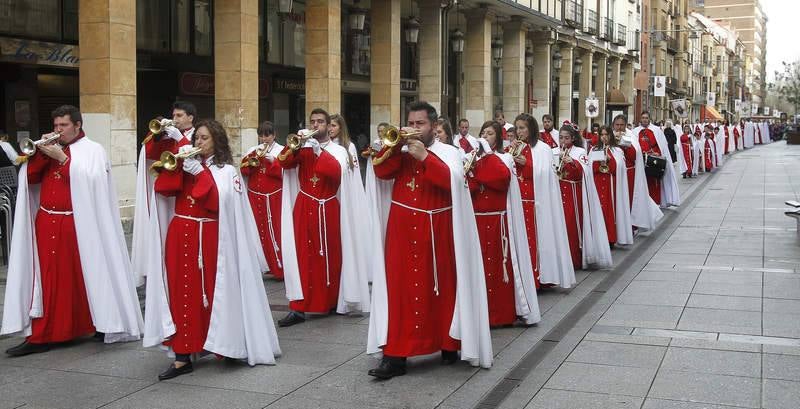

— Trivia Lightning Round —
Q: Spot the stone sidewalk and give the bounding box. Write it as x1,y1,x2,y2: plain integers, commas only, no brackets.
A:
0,141,798,408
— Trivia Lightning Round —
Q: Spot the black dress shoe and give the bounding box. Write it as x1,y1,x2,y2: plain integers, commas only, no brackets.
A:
278,311,306,327
441,350,459,365
93,331,105,342
158,362,194,381
5,341,50,357
368,357,407,380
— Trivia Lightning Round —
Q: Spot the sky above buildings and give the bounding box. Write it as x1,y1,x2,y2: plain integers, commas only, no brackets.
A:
764,0,799,81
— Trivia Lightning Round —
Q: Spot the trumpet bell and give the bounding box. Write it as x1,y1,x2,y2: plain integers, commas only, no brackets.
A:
379,125,421,148
20,138,37,156
149,118,174,134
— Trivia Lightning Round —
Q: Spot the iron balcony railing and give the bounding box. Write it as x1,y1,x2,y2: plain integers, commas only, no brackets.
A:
585,9,598,35
600,17,614,41
563,0,584,30
615,24,627,46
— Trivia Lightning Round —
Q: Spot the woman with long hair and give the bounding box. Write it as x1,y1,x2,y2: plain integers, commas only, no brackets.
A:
146,119,280,380
240,121,284,279
466,121,539,327
435,117,454,146
590,126,632,247
329,114,357,170
511,114,575,289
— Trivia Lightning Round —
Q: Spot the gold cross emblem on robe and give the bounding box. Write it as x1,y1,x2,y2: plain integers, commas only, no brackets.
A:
53,171,62,180
310,174,320,187
187,195,196,206
406,177,417,192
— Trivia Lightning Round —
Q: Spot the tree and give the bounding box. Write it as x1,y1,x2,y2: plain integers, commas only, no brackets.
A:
770,61,800,122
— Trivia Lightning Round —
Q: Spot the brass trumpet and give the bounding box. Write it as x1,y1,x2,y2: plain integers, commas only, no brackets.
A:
379,125,421,148
598,148,610,174
463,143,485,175
287,129,319,151
148,118,175,134
245,142,274,167
21,133,61,155
507,135,527,158
150,147,203,172
556,147,571,179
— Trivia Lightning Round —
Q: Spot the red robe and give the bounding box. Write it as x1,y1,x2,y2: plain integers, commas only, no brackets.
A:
592,149,617,244
143,131,191,161
723,126,731,154
704,139,715,171
733,127,741,149
241,153,284,278
514,145,541,288
621,146,637,207
27,136,95,344
709,135,719,167
755,126,763,144
468,154,515,327
638,128,662,205
279,147,342,314
373,145,460,357
539,130,558,148
558,154,584,268
155,165,219,355
680,134,693,176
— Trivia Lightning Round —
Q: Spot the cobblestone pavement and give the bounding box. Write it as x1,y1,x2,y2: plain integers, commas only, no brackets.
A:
0,141,798,409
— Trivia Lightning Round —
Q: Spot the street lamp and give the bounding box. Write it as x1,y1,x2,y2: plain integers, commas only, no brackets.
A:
492,36,504,65
405,17,420,44
525,38,534,68
591,61,598,77
552,49,563,70
574,56,583,75
451,29,465,54
349,1,367,31
278,0,293,14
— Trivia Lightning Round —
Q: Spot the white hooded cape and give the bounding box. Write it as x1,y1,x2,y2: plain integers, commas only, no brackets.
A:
556,146,612,268
734,125,744,150
691,136,702,176
280,143,372,314
632,124,681,207
364,159,393,254
142,163,280,365
529,142,576,287
2,137,143,342
367,140,493,368
744,122,755,148
725,126,736,153
624,129,664,231
497,152,540,325
714,129,726,166
589,147,633,245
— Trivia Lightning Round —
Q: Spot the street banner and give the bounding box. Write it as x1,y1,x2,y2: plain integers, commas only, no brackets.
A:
670,99,688,118
734,99,742,113
653,76,666,97
706,92,716,107
585,97,599,118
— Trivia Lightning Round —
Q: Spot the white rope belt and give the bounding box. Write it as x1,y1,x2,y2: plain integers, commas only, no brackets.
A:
391,200,453,295
299,189,336,287
40,207,73,215
248,187,283,268
475,210,510,283
174,214,217,309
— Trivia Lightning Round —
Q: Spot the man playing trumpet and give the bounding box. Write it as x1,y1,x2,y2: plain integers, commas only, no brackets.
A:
277,109,371,327
2,105,143,356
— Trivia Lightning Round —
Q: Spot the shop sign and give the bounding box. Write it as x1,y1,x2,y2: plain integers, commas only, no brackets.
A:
0,37,79,68
180,72,269,97
273,78,305,93
401,79,417,92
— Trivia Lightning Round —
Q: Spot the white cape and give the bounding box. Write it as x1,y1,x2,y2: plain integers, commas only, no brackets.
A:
497,152,540,325
558,146,612,268
280,143,372,314
632,125,681,207
625,129,663,230
142,163,280,365
530,143,576,287
364,159,393,254
744,122,755,148
714,129,725,166
589,147,633,245
2,137,143,342
367,140,493,368
734,125,744,150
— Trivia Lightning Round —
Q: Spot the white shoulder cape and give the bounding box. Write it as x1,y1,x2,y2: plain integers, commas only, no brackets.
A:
280,143,372,314
632,125,681,207
2,137,143,342
589,147,633,245
530,143,576,287
142,164,280,365
744,122,755,148
625,130,663,230
367,141,493,368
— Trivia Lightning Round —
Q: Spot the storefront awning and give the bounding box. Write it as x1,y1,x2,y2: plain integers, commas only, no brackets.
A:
704,105,723,121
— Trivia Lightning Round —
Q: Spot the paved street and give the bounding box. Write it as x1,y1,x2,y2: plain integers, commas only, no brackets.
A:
1,141,799,409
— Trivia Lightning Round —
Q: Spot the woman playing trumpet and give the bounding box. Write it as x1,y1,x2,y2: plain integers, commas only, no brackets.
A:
589,126,633,247
240,121,284,279
466,121,539,327
146,119,280,380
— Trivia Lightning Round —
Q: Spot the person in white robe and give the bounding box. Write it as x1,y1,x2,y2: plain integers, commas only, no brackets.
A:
632,112,681,208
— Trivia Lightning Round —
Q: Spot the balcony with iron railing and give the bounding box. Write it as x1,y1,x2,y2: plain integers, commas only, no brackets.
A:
585,9,598,36
600,17,614,41
614,24,627,46
563,0,584,30
629,30,641,51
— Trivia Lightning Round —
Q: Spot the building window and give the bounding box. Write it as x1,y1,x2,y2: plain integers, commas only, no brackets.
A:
0,0,77,43
137,0,212,56
262,1,305,67
194,0,212,56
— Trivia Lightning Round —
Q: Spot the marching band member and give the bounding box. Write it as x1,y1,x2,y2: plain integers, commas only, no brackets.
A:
3,105,143,356
364,124,393,252
240,121,284,279
539,114,559,148
511,114,574,288
590,126,633,247
452,118,477,152
132,102,196,285
466,121,539,328
632,111,681,208
678,124,694,178
277,109,371,327
713,126,725,167
144,119,280,379
367,101,492,379
734,119,744,150
435,118,455,146
330,114,360,170
613,115,662,232
701,125,717,172
555,123,612,269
